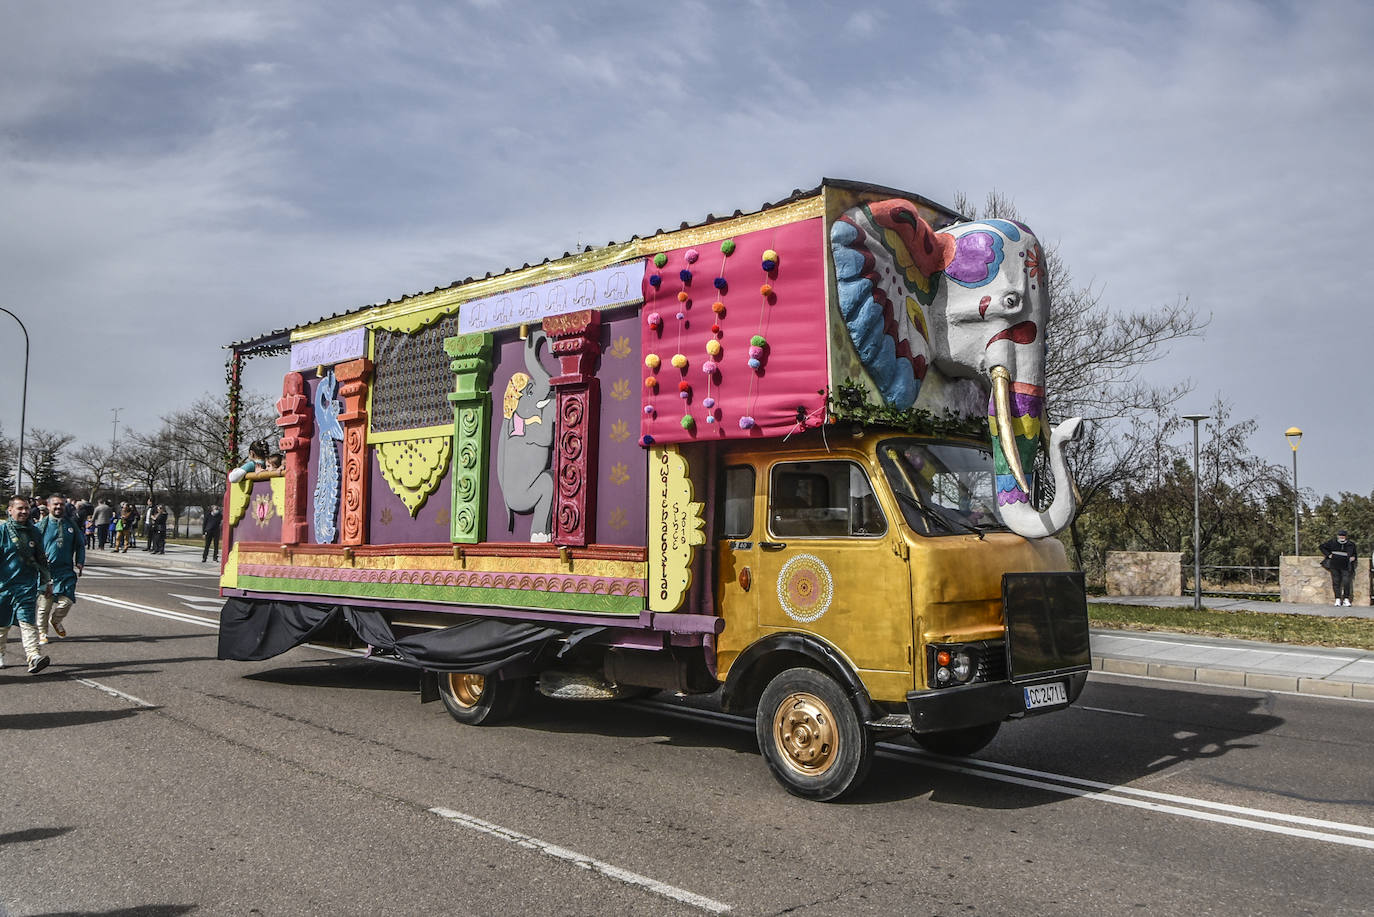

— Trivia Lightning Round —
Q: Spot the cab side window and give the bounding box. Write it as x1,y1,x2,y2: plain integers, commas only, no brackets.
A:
722,465,755,538
769,461,886,538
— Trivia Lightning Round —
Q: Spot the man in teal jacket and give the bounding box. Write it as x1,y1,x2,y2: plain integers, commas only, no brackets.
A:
37,493,85,641
0,495,54,673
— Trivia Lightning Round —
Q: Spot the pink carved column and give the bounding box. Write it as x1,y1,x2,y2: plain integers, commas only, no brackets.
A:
276,372,313,544
545,310,601,547
335,358,374,547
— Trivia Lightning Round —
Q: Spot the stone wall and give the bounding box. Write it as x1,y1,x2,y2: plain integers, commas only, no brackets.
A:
1106,551,1183,596
1280,556,1371,605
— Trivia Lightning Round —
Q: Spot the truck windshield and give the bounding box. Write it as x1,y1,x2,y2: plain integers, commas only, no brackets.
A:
877,439,1005,536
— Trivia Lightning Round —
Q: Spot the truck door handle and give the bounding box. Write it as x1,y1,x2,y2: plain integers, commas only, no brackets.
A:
759,541,787,551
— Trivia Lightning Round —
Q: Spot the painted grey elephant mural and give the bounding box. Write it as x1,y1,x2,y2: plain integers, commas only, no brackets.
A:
830,200,1083,539
497,329,557,542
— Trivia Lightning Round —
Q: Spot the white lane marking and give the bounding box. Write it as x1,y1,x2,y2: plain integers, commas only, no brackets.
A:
630,699,1374,850
1077,705,1147,718
83,593,219,629
73,677,155,708
428,806,731,914
80,593,409,665
886,746,1374,840
82,567,203,578
168,592,226,612
883,746,1374,850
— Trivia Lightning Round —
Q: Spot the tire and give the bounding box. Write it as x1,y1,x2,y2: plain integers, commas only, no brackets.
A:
437,672,532,726
913,721,1000,757
756,667,874,802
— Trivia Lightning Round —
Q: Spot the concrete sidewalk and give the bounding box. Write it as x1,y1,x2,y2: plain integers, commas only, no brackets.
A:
88,546,1374,700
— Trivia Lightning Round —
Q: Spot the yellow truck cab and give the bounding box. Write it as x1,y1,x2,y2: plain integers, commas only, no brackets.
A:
219,180,1090,801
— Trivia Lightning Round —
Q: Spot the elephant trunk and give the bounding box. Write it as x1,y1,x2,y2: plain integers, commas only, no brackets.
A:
987,365,1082,539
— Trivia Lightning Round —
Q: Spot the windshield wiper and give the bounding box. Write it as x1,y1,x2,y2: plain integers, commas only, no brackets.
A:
891,490,984,539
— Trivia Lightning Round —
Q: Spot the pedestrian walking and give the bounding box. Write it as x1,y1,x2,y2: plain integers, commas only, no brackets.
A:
0,495,54,673
202,506,222,563
1319,529,1360,606
91,499,112,550
35,494,84,641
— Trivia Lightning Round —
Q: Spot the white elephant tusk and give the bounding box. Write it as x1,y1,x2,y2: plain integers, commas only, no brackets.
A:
990,366,1031,495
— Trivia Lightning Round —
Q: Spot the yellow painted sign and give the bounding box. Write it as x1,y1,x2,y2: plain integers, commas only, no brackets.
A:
648,444,706,612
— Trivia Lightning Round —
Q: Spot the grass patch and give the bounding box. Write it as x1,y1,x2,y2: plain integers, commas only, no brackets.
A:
1090,603,1374,651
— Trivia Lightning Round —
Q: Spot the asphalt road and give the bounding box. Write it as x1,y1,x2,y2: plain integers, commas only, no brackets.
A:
2,553,1372,917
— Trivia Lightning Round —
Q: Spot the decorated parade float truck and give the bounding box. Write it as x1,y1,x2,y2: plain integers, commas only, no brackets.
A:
218,179,1091,800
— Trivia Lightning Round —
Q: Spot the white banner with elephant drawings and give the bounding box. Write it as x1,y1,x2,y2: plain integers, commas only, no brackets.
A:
457,261,644,335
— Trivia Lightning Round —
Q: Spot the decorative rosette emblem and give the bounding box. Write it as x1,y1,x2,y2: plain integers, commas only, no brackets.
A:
776,553,834,623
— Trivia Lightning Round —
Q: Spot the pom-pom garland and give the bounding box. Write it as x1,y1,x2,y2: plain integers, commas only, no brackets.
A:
751,334,766,347
702,360,718,374
677,291,689,303
678,380,691,393
643,405,655,416
679,269,692,283
641,434,655,445
676,311,685,320
713,277,728,291
649,274,661,288
748,358,762,370
739,416,755,429
760,283,773,296
748,345,764,358
703,396,716,409
705,339,722,356
680,416,694,430
645,354,661,371
644,375,658,388
671,353,688,369
721,240,736,255
653,253,668,268
761,249,778,271
685,249,699,264
647,312,662,330
711,323,721,334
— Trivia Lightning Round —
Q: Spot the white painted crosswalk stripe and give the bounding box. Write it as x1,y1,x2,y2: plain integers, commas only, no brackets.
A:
82,567,203,578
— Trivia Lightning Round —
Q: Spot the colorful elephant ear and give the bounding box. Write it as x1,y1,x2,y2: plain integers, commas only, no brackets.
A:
866,200,956,279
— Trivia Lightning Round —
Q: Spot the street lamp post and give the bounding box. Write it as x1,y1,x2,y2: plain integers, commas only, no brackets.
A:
1285,427,1303,555
1183,414,1210,610
0,308,30,496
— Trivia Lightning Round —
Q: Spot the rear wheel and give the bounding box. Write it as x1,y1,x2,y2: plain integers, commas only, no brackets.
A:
756,667,874,802
437,672,532,726
913,721,1000,756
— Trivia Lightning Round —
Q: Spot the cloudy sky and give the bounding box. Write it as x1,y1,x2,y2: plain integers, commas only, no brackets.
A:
1,0,1370,500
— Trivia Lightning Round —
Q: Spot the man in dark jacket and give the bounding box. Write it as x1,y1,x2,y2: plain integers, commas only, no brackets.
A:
202,507,222,563
1319,530,1359,606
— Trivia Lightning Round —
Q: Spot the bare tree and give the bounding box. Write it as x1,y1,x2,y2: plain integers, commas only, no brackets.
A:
69,443,117,501
163,391,278,474
24,428,76,498
115,428,174,509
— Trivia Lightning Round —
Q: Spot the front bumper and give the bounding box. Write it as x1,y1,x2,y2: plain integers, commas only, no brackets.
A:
906,670,1089,734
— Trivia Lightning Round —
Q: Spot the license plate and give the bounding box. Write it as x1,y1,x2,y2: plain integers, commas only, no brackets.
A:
1023,681,1069,710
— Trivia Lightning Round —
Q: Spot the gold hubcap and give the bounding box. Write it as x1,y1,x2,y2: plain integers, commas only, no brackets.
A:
449,673,486,708
772,692,837,776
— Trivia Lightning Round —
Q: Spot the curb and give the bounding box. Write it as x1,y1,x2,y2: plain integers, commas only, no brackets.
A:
1092,655,1374,699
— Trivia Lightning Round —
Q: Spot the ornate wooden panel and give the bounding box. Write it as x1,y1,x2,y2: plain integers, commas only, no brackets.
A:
546,310,601,547
275,372,313,544
444,332,494,544
335,358,374,546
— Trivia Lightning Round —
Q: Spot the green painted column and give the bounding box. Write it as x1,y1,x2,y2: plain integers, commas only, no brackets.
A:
444,332,494,544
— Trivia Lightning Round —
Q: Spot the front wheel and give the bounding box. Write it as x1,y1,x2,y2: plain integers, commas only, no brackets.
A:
756,667,874,802
913,721,1000,757
437,672,532,726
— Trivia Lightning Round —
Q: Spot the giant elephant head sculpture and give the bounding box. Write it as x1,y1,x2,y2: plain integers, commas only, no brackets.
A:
830,200,1083,538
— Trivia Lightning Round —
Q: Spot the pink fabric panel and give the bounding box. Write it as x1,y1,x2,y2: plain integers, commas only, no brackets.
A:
639,217,827,445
